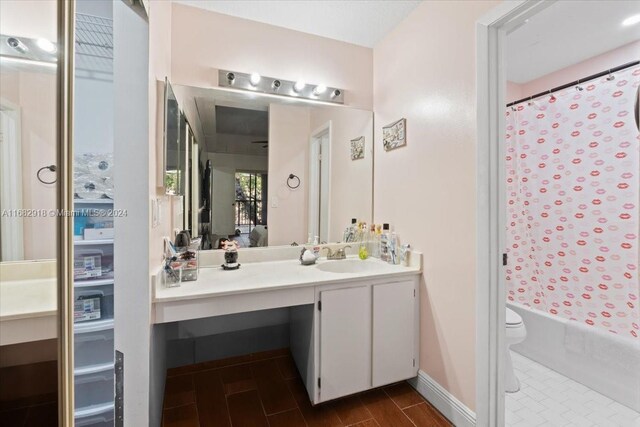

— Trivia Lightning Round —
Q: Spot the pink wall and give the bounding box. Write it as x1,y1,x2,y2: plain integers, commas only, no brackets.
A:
373,0,500,410
309,107,373,242
268,104,311,246
1,69,57,261
0,1,58,261
507,40,640,103
0,0,57,41
149,1,175,269
170,3,373,110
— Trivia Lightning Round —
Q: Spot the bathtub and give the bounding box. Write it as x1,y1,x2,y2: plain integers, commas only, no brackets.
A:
507,302,640,412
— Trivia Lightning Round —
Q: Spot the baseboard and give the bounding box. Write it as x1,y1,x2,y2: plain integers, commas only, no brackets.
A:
409,370,476,427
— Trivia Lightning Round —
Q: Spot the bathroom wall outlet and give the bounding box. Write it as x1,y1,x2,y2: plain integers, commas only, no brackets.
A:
271,197,279,208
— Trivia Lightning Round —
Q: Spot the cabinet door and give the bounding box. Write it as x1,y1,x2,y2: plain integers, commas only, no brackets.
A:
319,286,371,402
372,280,416,387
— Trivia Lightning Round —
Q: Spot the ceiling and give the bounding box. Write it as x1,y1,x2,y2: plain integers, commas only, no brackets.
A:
172,0,421,47
215,106,267,137
507,1,640,83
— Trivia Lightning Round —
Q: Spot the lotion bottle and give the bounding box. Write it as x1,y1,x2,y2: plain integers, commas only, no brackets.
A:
380,223,390,262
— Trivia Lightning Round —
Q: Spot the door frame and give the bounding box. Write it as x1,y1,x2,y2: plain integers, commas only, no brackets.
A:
309,121,332,243
475,1,555,426
0,98,24,261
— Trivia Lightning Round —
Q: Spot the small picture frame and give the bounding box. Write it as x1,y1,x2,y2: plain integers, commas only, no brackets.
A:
382,118,406,151
350,136,365,160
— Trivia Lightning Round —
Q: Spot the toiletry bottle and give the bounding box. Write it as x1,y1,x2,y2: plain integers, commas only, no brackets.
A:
380,223,390,262
401,244,411,266
389,232,399,264
368,224,376,257
374,224,382,258
349,218,357,242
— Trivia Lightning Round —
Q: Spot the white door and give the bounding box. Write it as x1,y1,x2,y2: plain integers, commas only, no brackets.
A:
309,123,330,243
0,106,24,261
211,166,236,236
372,280,417,387
319,285,371,402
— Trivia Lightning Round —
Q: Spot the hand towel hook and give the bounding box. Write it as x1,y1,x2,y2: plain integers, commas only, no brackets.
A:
287,173,300,189
37,165,57,184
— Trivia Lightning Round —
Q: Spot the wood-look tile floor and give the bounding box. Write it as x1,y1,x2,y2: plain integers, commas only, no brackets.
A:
162,348,452,427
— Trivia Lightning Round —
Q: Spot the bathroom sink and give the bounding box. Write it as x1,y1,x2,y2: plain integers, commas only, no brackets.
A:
316,260,379,274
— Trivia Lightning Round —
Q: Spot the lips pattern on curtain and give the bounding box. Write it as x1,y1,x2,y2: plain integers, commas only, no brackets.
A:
505,65,640,339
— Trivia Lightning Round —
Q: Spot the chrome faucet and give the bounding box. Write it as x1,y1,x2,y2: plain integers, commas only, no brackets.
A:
323,245,351,260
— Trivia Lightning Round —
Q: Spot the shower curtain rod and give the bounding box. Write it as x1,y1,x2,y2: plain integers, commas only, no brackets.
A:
506,60,640,107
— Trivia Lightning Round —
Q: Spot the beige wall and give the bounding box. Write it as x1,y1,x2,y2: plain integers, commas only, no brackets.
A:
268,104,311,246
170,3,373,110
373,0,500,410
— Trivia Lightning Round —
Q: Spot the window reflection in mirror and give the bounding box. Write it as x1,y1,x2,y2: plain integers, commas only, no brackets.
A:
164,80,182,195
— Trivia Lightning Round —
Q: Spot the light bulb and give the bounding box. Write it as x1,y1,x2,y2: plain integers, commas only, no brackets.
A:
250,73,261,86
36,38,56,53
313,85,327,96
622,14,640,26
293,81,305,92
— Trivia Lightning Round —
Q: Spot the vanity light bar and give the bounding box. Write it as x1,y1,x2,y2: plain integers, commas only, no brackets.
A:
218,69,344,104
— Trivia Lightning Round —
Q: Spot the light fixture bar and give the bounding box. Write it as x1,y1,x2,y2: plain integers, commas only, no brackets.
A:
0,34,58,63
218,69,344,104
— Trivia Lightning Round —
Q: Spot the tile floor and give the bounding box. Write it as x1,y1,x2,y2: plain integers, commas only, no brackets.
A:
506,351,640,427
163,348,452,427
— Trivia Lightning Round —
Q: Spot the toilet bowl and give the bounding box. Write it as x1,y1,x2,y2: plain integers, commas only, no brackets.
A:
505,307,526,393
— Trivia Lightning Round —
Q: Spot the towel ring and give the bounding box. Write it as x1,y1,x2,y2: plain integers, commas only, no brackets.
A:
37,165,57,184
287,173,300,189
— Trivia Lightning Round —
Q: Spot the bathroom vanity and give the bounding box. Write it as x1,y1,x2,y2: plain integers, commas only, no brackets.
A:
153,250,421,404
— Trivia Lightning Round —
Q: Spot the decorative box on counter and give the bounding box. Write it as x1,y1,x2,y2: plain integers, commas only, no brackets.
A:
176,249,198,281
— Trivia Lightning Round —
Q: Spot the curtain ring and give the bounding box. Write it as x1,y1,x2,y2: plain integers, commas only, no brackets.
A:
287,173,300,189
37,165,57,184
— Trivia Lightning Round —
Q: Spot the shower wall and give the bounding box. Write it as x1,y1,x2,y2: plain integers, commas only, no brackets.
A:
505,65,640,339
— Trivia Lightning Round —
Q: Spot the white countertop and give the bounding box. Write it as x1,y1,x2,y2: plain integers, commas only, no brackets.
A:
154,256,421,303
0,278,57,321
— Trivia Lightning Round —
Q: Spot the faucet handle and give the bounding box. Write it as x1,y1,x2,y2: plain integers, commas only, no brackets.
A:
322,247,334,257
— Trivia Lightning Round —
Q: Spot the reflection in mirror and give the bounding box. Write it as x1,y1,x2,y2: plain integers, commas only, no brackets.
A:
164,79,183,195
173,85,373,249
0,1,59,422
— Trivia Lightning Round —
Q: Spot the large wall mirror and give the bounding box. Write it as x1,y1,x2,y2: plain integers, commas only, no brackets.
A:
164,79,183,195
172,85,373,248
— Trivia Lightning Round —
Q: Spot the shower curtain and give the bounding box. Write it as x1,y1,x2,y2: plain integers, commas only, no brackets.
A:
505,65,640,339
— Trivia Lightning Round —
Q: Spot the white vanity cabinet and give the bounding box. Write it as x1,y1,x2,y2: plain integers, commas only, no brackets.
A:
372,280,418,387
318,285,372,402
293,276,419,404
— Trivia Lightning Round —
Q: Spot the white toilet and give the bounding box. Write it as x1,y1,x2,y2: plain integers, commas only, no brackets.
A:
505,307,527,393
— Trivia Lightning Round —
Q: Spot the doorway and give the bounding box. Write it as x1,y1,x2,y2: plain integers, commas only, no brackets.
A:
477,2,640,426
234,171,267,246
309,122,331,244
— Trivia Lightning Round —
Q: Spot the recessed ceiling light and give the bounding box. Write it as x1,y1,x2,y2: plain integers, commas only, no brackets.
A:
36,38,57,53
622,14,640,26
250,73,261,86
